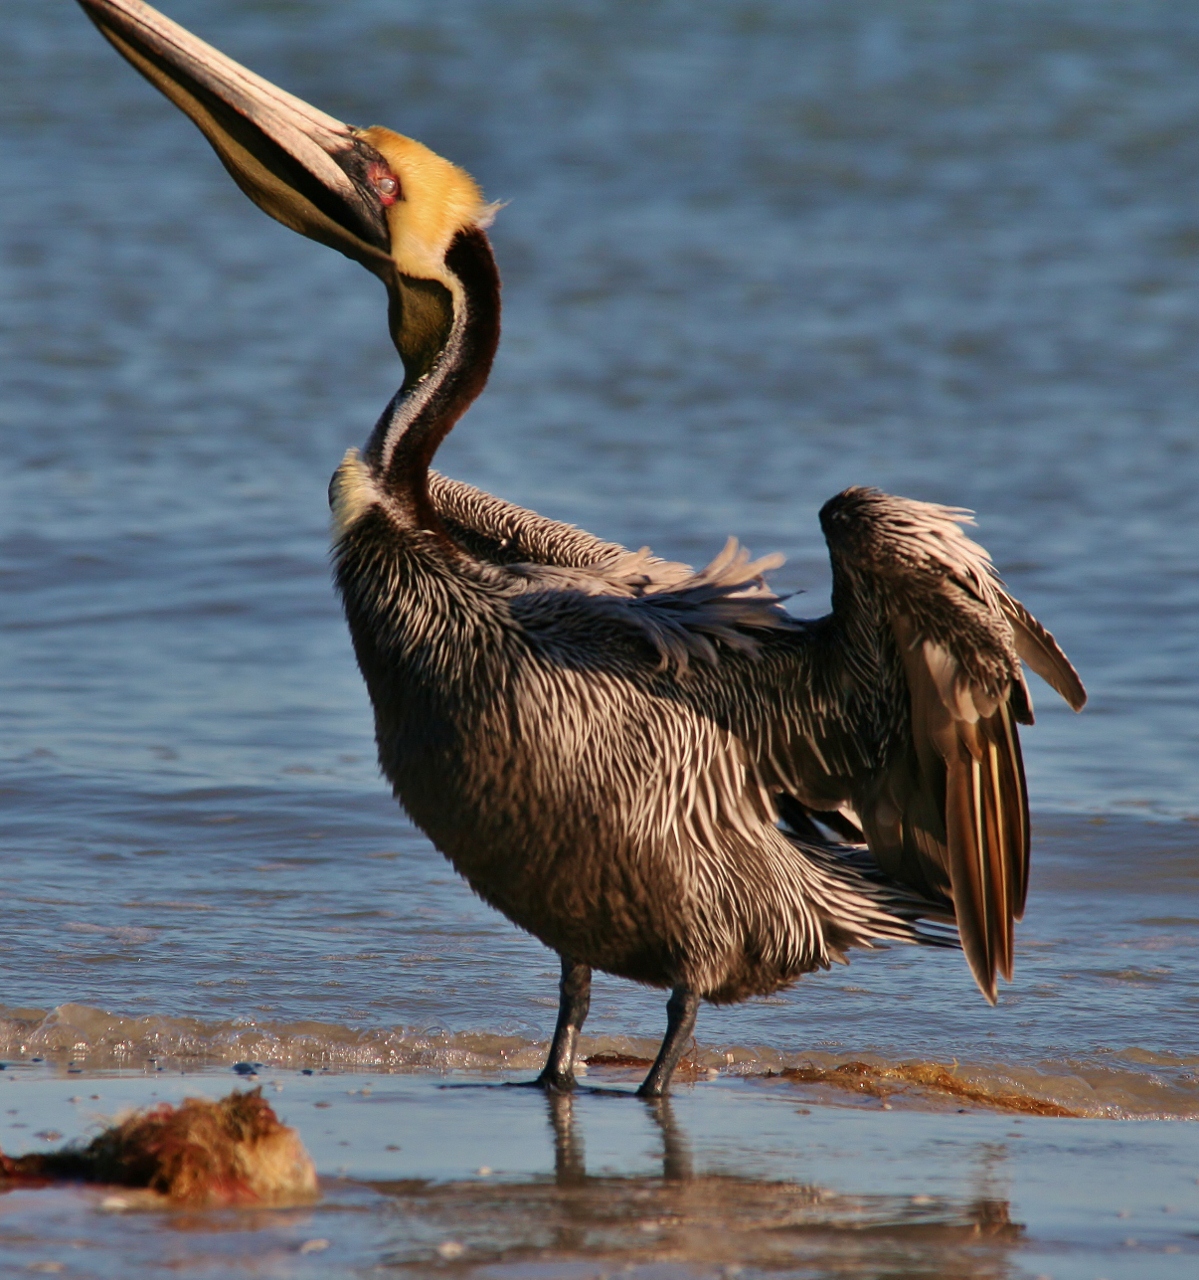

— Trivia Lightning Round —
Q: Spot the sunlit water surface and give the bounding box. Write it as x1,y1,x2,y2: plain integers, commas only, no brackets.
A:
3,0,1199,1275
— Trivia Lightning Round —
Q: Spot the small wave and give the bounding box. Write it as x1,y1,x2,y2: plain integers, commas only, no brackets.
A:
0,1003,546,1076
1,1004,1196,1119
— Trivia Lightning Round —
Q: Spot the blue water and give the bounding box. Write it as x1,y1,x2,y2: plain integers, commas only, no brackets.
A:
1,0,1198,1116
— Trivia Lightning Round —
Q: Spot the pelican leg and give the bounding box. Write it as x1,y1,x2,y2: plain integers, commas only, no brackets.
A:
636,986,699,1098
536,956,592,1092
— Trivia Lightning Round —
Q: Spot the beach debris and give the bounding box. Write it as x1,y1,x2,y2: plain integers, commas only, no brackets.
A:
769,1060,1081,1117
0,1088,316,1207
582,1051,653,1069
582,1051,703,1080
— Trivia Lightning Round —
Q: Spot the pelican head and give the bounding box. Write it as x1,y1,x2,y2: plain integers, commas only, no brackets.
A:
77,0,497,386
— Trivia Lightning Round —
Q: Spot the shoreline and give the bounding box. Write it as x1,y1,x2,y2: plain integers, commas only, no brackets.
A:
4,1004,1198,1121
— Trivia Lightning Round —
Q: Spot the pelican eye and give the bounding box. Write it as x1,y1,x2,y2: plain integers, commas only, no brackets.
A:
368,164,400,205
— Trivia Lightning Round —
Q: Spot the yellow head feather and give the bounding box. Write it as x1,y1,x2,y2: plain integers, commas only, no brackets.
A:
359,127,497,287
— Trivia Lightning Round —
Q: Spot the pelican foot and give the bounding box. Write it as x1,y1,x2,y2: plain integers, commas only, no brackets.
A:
536,1068,577,1093
502,1072,576,1092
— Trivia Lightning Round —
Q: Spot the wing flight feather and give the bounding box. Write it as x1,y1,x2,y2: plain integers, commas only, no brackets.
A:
1001,596,1087,713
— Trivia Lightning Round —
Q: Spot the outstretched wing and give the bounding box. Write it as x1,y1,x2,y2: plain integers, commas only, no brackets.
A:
817,487,1085,1002
434,472,1085,1002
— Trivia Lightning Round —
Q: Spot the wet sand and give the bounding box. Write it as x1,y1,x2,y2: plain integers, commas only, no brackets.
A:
1,1063,1197,1278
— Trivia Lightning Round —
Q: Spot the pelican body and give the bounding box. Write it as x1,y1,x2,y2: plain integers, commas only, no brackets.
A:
78,0,1085,1096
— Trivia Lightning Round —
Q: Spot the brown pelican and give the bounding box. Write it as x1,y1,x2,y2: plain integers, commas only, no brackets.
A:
78,0,1085,1097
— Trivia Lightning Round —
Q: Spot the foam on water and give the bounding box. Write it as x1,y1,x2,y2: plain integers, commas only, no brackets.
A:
2,1000,1196,1119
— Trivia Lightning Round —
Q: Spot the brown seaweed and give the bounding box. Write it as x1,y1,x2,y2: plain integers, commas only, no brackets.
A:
0,1088,316,1206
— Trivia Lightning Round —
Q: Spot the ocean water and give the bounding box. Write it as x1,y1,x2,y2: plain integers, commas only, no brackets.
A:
2,0,1199,1274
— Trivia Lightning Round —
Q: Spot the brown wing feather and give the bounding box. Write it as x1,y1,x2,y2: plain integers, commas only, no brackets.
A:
889,623,1027,1001
941,706,1028,998
1001,597,1088,713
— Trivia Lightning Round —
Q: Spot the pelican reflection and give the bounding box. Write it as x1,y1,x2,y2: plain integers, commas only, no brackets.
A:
545,1089,693,1187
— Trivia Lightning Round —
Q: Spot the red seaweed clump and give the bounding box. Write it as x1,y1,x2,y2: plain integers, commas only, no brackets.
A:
0,1088,316,1206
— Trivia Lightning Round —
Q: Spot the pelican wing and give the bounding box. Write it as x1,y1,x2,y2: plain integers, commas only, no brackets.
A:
812,487,1085,1002
431,472,1085,1003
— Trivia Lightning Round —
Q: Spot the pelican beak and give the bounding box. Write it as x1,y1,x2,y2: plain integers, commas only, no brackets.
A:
77,0,395,279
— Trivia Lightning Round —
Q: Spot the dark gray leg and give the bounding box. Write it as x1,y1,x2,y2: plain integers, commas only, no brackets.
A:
536,956,591,1091
636,986,699,1098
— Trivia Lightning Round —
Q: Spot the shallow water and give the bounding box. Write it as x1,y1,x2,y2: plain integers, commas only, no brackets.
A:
2,0,1199,1274
2,800,1198,1122
2,1068,1198,1278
